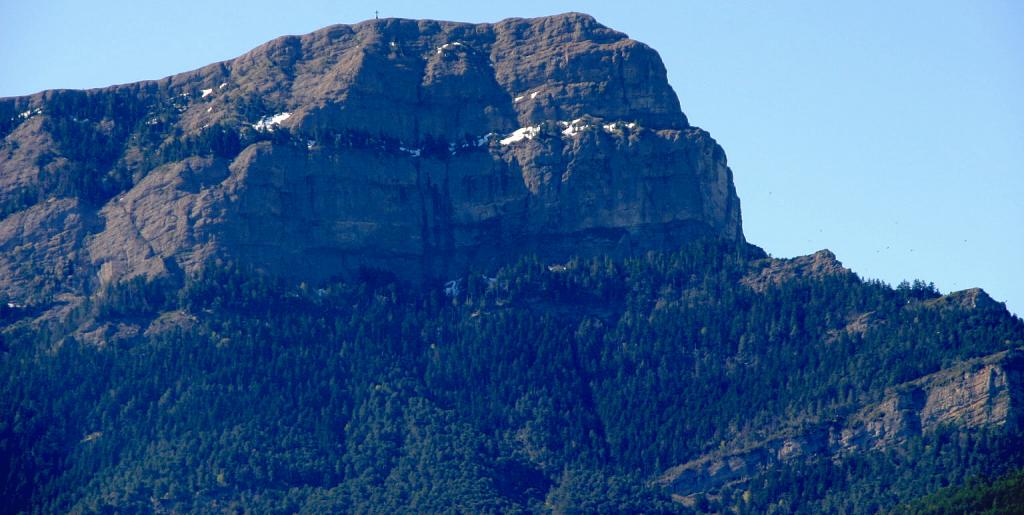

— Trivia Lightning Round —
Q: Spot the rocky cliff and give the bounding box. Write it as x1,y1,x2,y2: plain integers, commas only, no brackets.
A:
659,347,1024,499
0,13,744,301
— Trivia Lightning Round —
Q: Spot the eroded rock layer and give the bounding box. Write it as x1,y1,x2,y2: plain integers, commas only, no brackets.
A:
0,13,743,298
659,349,1024,498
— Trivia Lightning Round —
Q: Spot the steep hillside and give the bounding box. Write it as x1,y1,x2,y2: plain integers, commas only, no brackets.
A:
660,349,1024,502
3,239,1023,513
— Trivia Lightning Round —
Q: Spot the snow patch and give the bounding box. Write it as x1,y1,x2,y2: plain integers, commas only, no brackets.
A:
201,88,213,98
218,82,228,89
436,42,464,54
513,95,524,103
206,107,213,113
530,91,540,99
500,125,540,145
252,112,291,132
585,120,638,135
81,431,103,443
17,108,40,120
560,118,589,137
399,146,421,157
477,133,496,146
598,120,639,134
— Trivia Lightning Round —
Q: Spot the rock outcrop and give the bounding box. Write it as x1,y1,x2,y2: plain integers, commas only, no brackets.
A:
923,287,1005,312
0,13,745,300
741,249,850,293
658,349,1024,498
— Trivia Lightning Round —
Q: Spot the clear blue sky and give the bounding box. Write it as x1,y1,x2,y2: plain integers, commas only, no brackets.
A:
2,1,1021,315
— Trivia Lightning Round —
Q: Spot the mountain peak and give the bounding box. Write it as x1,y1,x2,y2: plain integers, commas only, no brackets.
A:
0,15,740,300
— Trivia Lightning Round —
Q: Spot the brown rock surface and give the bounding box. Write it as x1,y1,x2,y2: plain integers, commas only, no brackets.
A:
0,198,98,302
924,287,1005,312
0,13,744,295
741,249,849,293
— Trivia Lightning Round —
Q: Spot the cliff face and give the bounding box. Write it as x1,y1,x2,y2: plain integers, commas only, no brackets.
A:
659,349,1024,498
0,13,744,299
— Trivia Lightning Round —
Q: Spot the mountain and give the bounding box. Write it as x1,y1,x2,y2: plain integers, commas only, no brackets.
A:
0,12,741,303
2,13,1023,515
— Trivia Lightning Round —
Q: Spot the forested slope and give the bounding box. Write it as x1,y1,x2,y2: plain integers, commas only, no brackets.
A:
3,239,1022,513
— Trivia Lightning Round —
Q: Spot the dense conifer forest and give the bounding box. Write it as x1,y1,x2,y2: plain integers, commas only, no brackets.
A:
3,239,1022,513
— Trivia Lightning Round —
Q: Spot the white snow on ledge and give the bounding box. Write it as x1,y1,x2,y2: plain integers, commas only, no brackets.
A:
201,88,214,98
560,118,588,137
500,125,540,145
500,118,640,145
436,42,464,54
18,108,41,120
565,119,641,137
252,112,292,132
598,121,637,134
477,133,496,146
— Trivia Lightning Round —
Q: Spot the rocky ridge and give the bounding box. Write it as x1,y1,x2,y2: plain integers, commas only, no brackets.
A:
658,348,1024,500
0,13,744,301
741,249,849,292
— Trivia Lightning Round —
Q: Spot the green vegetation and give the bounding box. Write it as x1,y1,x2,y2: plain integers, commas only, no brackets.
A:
2,239,1022,513
901,468,1024,514
712,429,1024,514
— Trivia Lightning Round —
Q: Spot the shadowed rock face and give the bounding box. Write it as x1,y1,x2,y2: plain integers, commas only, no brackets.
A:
0,13,744,298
